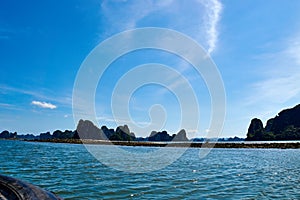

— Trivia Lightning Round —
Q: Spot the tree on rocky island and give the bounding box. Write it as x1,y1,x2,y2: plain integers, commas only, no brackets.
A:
148,129,189,142
0,130,17,139
246,104,300,141
246,118,265,141
110,125,136,141
1,119,190,142
148,130,172,141
76,119,136,141
173,129,188,141
101,126,114,139
76,119,106,140
52,130,75,139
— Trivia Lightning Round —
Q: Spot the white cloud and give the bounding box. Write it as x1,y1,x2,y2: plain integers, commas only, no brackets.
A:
248,34,300,105
201,0,223,54
0,103,14,108
0,103,24,111
251,73,300,104
284,37,300,65
0,28,13,40
242,33,300,122
100,0,222,54
97,116,150,126
31,101,57,109
0,85,71,107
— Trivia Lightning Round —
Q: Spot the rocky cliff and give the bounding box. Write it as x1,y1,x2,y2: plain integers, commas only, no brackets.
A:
76,120,136,141
148,129,188,142
246,104,300,140
1,119,189,142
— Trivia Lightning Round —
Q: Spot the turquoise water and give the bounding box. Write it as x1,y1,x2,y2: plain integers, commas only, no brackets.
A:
0,140,299,199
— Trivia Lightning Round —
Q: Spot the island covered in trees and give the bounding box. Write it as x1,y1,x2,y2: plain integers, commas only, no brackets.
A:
1,104,300,148
246,104,300,141
0,119,190,142
1,119,244,142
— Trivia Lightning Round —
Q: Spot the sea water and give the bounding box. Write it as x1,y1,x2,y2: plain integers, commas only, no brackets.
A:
0,140,299,199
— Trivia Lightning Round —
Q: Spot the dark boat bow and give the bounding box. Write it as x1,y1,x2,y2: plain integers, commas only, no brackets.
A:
0,175,62,200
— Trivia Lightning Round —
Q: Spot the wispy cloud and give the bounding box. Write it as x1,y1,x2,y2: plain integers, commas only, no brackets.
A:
97,116,150,126
100,0,222,54
250,73,300,104
244,33,300,121
155,69,194,96
0,28,14,40
285,36,300,65
31,101,57,109
202,0,223,54
0,85,72,107
100,0,174,32
248,35,300,104
0,103,15,108
0,103,24,111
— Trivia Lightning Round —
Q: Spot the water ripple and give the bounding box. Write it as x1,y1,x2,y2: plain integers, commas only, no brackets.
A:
0,140,299,199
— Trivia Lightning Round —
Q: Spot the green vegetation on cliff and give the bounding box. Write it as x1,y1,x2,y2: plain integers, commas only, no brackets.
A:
1,119,189,142
246,104,300,140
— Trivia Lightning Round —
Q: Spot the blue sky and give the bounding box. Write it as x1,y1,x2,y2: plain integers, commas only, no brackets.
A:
1,0,300,138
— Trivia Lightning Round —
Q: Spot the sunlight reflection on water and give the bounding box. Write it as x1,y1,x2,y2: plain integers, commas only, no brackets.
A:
0,140,299,199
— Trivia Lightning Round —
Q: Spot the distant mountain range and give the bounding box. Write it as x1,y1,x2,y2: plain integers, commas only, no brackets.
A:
6,102,299,143
0,119,244,142
0,119,189,142
246,104,300,141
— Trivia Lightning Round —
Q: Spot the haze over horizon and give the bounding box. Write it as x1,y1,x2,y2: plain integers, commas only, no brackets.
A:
1,0,300,138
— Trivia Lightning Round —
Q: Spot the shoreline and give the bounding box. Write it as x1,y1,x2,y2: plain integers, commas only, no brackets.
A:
23,139,300,149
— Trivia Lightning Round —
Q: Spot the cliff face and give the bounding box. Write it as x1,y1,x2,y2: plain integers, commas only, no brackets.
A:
110,125,136,141
0,131,17,139
246,118,264,141
148,129,188,142
76,119,106,140
173,129,188,141
76,120,188,142
76,120,136,141
265,104,300,137
1,119,189,142
246,104,300,141
148,131,173,141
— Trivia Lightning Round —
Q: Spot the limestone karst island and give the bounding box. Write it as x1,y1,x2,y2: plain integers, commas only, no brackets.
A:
1,104,300,149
